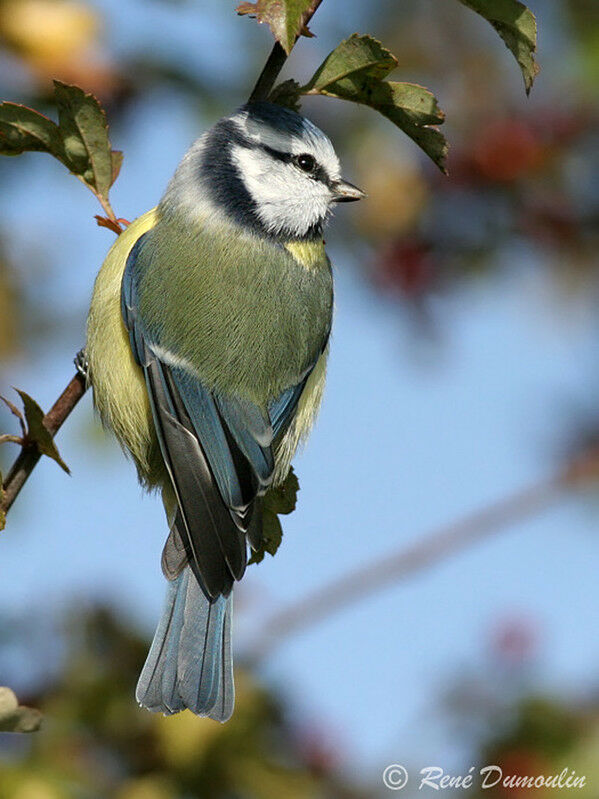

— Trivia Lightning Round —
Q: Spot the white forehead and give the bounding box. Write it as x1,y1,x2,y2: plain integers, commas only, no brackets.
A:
230,108,341,179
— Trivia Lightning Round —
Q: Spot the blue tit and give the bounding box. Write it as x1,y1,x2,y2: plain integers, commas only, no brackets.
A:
86,101,364,721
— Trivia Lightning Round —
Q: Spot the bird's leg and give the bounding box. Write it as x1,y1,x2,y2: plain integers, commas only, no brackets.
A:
74,348,89,382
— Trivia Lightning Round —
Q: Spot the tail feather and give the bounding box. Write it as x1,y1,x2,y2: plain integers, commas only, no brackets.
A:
213,595,234,721
136,567,234,721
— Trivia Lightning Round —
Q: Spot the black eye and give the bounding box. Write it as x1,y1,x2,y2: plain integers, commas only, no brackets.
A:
296,153,316,173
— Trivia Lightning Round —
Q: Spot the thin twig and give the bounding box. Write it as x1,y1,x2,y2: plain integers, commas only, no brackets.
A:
1,372,87,512
248,0,324,102
245,452,599,663
249,42,290,103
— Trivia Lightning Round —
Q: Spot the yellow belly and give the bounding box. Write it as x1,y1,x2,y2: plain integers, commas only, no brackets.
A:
86,209,164,487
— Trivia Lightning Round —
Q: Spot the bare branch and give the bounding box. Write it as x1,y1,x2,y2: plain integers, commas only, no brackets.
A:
246,450,599,662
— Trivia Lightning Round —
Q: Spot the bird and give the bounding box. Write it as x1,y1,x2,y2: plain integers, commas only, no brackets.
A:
85,100,364,722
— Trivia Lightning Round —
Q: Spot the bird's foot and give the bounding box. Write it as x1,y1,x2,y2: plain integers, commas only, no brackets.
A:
74,348,89,381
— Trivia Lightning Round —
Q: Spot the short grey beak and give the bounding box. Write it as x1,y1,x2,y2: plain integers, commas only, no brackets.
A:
331,179,366,203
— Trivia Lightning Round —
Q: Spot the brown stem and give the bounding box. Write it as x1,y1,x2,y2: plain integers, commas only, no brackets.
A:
248,0,324,102
1,372,87,513
245,452,599,663
95,192,119,225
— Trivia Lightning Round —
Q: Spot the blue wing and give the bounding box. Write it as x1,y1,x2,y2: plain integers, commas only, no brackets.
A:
121,233,314,599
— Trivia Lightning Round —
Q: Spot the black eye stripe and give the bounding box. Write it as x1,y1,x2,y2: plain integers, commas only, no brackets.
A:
261,145,293,163
258,144,330,186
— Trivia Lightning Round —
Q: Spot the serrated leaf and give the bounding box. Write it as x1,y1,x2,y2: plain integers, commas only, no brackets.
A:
15,390,70,474
308,71,447,172
53,80,114,197
237,0,317,54
0,686,42,733
303,34,398,91
457,0,539,93
249,467,300,564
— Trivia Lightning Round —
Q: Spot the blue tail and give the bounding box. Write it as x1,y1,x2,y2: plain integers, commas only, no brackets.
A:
136,567,234,721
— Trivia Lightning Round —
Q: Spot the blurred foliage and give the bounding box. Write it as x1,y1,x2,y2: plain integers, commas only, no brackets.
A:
0,605,373,798
0,0,118,100
353,1,598,333
434,617,599,798
0,687,42,733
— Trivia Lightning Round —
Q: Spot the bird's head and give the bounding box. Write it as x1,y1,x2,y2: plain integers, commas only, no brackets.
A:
162,101,364,241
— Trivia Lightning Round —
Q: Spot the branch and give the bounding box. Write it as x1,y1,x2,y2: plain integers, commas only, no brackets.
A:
245,448,599,663
248,0,324,102
1,372,87,513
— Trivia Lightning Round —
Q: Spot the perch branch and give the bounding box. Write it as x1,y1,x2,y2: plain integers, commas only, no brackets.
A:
1,372,87,513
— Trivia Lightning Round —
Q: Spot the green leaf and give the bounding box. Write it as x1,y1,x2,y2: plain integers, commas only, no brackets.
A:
53,80,114,197
249,467,300,565
269,79,303,111
457,0,539,93
237,0,317,54
0,82,122,208
304,34,397,90
16,390,70,474
325,78,447,172
0,104,63,157
0,686,42,733
111,150,124,185
299,38,447,172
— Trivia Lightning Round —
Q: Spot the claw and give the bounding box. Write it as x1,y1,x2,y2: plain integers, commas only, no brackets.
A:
74,348,90,381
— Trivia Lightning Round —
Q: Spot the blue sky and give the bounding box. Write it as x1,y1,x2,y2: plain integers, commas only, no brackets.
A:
1,0,598,785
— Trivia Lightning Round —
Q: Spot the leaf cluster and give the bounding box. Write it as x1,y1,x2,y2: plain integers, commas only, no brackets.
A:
0,80,121,217
273,34,448,172
241,0,538,171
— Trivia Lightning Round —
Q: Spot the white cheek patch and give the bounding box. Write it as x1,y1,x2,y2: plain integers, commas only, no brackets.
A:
231,145,282,202
231,143,332,237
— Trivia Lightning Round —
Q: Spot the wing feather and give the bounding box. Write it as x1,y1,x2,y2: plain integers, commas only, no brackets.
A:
122,232,305,594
